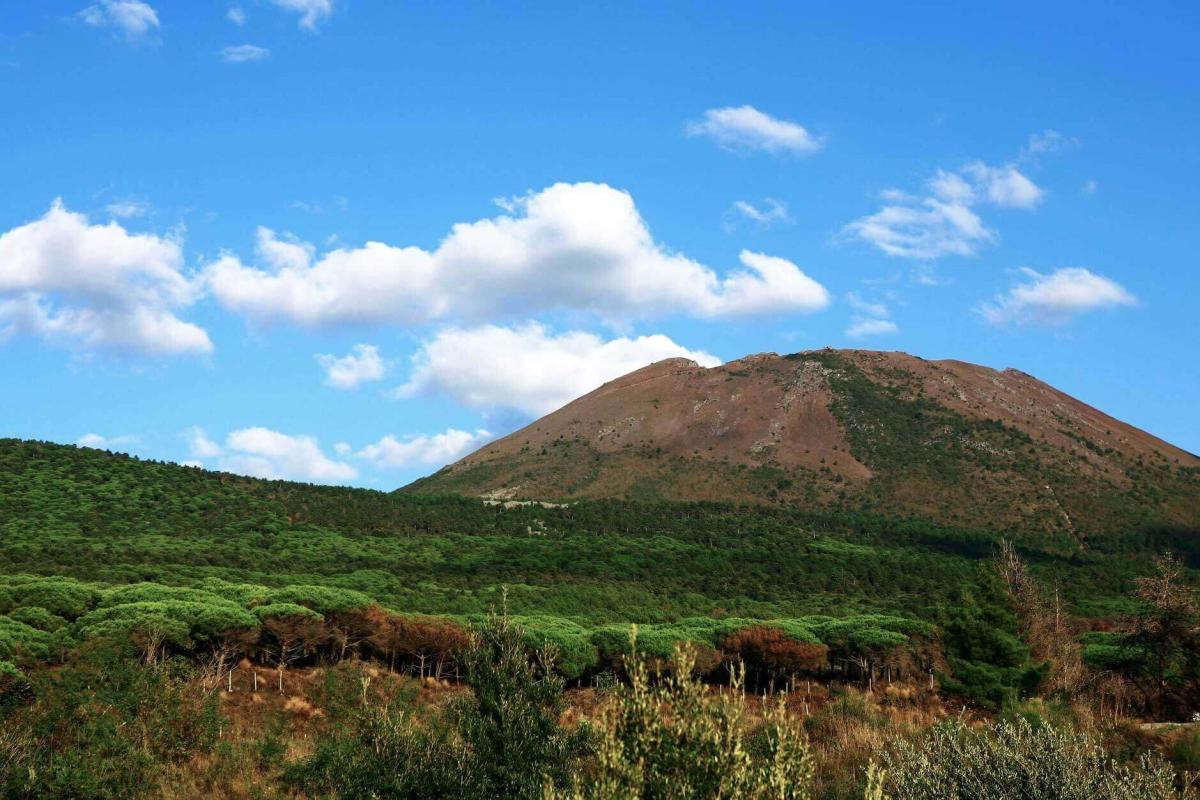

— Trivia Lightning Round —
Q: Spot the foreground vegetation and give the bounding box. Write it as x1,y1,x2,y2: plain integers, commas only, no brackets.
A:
2,438,1200,797
4,609,1200,799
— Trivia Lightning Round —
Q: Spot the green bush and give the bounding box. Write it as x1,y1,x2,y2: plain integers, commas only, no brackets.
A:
0,660,30,708
880,718,1183,800
0,644,221,799
0,616,54,663
514,615,599,679
6,578,100,620
287,697,462,800
4,606,68,632
1169,729,1200,774
291,609,584,800
549,640,814,800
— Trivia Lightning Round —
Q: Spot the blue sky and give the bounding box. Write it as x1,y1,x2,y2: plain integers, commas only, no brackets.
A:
2,0,1197,488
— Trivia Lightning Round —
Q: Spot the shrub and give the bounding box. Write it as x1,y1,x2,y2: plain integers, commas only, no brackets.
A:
0,644,221,799
1169,729,1200,774
0,616,54,663
0,660,30,708
286,696,462,800
548,639,814,800
453,609,585,798
292,609,584,800
514,615,598,679
8,578,100,620
880,718,1183,800
4,606,67,633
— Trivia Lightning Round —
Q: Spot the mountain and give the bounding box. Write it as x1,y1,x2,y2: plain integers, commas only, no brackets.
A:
405,349,1199,535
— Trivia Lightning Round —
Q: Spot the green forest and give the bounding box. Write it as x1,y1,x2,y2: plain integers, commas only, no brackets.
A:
3,438,1200,798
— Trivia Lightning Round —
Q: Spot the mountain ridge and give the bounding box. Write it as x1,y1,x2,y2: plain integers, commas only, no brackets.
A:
404,348,1199,535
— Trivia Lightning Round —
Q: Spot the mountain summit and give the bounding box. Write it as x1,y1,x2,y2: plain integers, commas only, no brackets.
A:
405,349,1198,534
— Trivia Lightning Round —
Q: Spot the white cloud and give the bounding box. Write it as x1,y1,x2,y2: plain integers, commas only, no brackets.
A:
843,199,991,260
186,426,354,482
845,318,898,338
316,343,388,389
979,267,1136,327
222,427,355,482
269,0,334,30
183,424,484,480
185,426,223,459
846,292,888,318
205,182,830,326
845,292,897,338
80,1,159,42
960,162,1043,209
397,322,722,417
728,198,791,228
1082,180,1098,195
719,251,830,315
686,106,822,155
357,428,492,469
77,433,139,450
0,200,210,356
227,6,246,25
219,44,269,63
106,199,150,219
844,159,1042,259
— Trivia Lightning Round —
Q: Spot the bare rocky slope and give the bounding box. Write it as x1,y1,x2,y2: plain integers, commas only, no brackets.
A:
404,349,1199,535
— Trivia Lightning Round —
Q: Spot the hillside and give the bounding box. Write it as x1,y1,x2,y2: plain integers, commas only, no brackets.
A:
406,349,1200,535
0,436,1196,713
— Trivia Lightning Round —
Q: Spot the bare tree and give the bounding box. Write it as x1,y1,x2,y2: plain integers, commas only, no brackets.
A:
995,540,1084,695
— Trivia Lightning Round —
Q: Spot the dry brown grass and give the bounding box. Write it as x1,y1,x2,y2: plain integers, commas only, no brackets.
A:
155,660,431,799
147,664,1176,800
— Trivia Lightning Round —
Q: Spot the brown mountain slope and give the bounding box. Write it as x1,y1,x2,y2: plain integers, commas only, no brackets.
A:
404,349,1200,535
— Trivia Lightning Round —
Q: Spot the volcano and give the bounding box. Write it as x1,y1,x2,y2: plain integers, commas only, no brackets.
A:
405,349,1199,535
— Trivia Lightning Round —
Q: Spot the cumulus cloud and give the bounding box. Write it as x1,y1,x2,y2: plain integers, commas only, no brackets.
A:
205,182,830,327
686,106,822,155
316,343,388,389
223,427,355,482
219,44,269,62
77,433,139,450
727,198,791,229
0,200,210,356
979,267,1136,327
844,292,898,338
397,322,722,417
187,426,356,482
845,318,899,338
357,428,492,469
844,160,1042,260
80,1,159,42
185,426,224,459
959,162,1043,209
269,0,334,30
227,6,246,25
